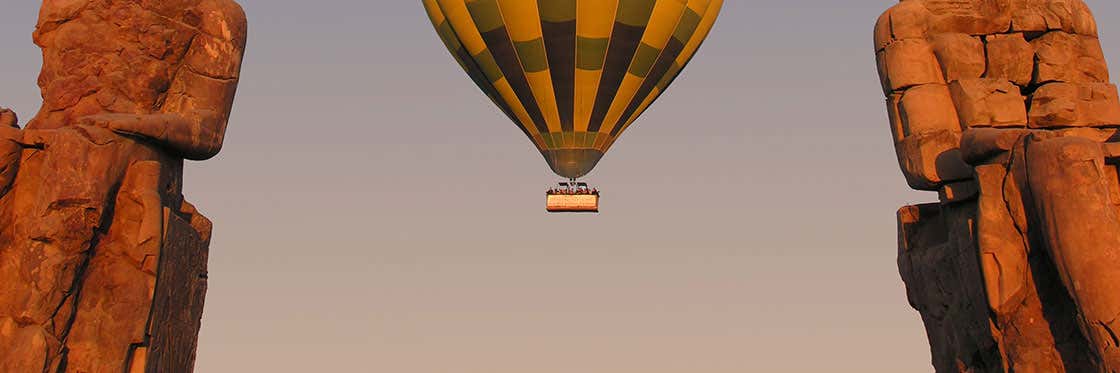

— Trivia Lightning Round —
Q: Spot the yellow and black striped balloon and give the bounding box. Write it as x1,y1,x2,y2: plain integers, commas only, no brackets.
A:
422,0,723,178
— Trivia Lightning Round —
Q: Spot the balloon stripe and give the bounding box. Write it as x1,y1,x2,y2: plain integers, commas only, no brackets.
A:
425,0,721,178
597,0,688,137
611,0,710,136
437,0,545,145
587,0,656,133
490,79,546,149
458,48,526,134
497,0,564,134
438,20,520,126
615,0,722,138
654,0,721,98
573,0,619,133
424,0,537,145
539,0,577,132
422,0,447,25
467,0,551,135
672,0,722,73
436,0,488,54
609,40,685,136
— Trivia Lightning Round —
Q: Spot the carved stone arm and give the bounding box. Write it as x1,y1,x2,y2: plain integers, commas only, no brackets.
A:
875,2,973,191
78,110,226,160
77,0,247,161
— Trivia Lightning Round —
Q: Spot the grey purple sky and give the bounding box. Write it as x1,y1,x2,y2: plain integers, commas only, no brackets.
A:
2,1,1120,372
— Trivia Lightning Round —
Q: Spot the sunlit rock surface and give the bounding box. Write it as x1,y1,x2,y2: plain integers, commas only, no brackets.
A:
878,1,1120,371
0,1,246,371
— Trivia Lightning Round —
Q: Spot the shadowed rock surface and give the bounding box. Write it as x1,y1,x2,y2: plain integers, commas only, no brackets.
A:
877,0,1120,371
0,1,246,371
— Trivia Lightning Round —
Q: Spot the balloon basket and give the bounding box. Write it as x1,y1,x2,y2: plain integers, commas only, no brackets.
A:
546,194,600,213
546,181,599,213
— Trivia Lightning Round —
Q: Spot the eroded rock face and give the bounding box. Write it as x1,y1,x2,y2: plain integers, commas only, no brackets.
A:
877,1,1120,371
0,1,246,371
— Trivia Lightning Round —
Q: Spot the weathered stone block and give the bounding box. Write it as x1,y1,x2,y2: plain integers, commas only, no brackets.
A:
1029,82,1120,128
924,0,1013,35
900,83,961,135
930,33,986,81
984,33,1034,86
1032,31,1110,85
889,1,934,41
883,39,946,92
895,130,973,191
949,79,1028,128
1009,0,1097,36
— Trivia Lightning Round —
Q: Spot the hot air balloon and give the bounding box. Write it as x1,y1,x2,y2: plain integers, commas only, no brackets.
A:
422,0,723,212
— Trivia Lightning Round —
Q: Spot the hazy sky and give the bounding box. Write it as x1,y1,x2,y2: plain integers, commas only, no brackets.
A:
2,1,1119,372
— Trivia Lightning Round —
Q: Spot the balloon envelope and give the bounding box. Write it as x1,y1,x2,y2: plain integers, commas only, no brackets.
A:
423,0,723,178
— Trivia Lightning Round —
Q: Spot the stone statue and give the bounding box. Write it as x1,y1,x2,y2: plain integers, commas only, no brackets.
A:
0,1,246,371
876,0,1120,371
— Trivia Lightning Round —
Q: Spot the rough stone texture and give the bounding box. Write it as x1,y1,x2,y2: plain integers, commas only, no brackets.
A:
0,1,246,372
876,1,1120,371
901,84,962,135
949,79,1028,128
1028,82,1120,128
1032,31,1110,85
931,33,987,82
880,39,947,93
984,33,1034,87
